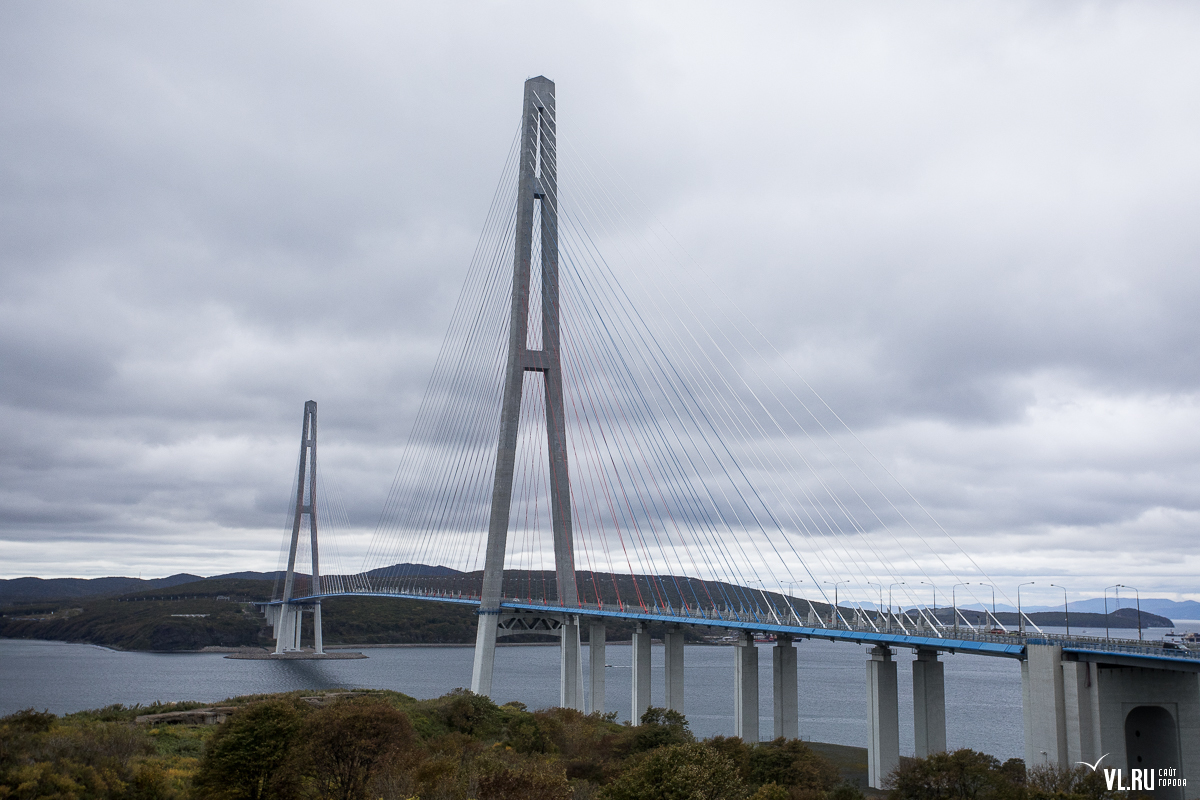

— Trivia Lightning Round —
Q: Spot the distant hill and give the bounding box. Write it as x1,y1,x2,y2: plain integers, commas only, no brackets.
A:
0,574,203,605
0,564,460,606
364,563,464,579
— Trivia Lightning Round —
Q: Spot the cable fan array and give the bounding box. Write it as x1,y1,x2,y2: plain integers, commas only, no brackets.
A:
307,98,1035,635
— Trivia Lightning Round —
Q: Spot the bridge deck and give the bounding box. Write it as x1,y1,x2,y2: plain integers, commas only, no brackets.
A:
270,591,1200,667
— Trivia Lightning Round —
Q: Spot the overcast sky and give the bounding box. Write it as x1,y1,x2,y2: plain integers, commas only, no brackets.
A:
3,2,1199,605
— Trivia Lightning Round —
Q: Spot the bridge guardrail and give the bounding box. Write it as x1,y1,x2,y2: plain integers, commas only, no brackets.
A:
299,587,1198,660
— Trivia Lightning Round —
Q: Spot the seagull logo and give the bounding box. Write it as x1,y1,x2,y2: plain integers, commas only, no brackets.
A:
1076,754,1109,772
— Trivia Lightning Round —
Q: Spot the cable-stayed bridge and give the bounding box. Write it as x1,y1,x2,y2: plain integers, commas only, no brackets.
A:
262,77,1199,792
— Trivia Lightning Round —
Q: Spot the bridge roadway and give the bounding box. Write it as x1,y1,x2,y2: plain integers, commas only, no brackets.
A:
282,589,1200,665
266,590,1200,795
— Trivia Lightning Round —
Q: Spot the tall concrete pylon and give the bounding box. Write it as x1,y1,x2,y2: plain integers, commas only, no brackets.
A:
472,77,581,707
276,400,323,655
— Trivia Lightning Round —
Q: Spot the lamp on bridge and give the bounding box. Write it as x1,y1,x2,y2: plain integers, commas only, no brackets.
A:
888,582,905,632
824,580,848,628
1049,583,1070,637
951,583,970,634
978,583,1001,632
866,582,883,626
920,580,939,631
1017,581,1035,635
1119,584,1142,641
1103,584,1120,641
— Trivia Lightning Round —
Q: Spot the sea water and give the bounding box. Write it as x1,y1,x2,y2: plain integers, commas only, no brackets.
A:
6,624,1194,761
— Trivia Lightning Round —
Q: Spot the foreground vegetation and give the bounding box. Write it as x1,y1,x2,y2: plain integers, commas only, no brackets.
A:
1,689,1121,800
0,689,861,799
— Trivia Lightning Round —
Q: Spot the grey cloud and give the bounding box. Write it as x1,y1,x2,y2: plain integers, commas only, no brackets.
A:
2,2,1200,602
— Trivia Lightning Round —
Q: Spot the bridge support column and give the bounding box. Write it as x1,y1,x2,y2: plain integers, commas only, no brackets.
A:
913,649,945,757
313,601,324,655
734,632,760,742
588,620,606,714
274,605,300,654
866,645,899,789
665,626,685,713
773,636,798,739
1022,644,1067,769
561,615,584,710
472,612,500,696
632,623,652,723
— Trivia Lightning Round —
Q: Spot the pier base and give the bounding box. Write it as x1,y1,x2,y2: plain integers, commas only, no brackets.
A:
773,636,798,739
665,626,685,713
866,645,899,789
588,620,606,714
734,633,760,742
913,649,945,757
561,616,584,711
632,623,652,722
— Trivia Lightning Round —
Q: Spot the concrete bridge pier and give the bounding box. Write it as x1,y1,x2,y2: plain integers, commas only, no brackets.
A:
665,626,685,713
561,615,584,711
912,648,946,757
734,632,760,741
1024,643,1200,800
773,635,799,739
866,645,900,789
588,620,606,714
272,605,303,654
632,623,652,722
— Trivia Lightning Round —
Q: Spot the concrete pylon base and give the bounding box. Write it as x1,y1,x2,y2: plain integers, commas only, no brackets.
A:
588,620,606,714
913,648,945,756
734,633,760,742
560,616,584,710
665,627,685,713
632,624,652,723
773,637,798,739
866,645,899,789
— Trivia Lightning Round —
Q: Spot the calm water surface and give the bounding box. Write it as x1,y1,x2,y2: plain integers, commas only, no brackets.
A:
7,625,1193,761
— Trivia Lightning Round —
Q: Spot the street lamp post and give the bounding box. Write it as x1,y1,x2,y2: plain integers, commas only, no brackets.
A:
1049,583,1070,637
1120,584,1142,641
920,580,939,630
825,581,849,628
952,583,971,634
784,580,803,623
979,583,999,631
889,582,905,631
866,582,883,626
1017,582,1035,634
1104,584,1120,641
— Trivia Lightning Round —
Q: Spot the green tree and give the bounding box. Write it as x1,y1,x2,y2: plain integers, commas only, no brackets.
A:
1026,763,1111,800
600,742,748,800
622,707,695,755
476,752,572,800
887,749,1018,800
747,738,840,793
294,699,415,800
192,699,305,800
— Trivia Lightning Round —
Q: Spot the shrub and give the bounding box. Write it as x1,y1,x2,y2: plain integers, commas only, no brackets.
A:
748,738,840,793
293,698,417,800
600,742,748,800
887,749,1023,800
192,699,306,800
